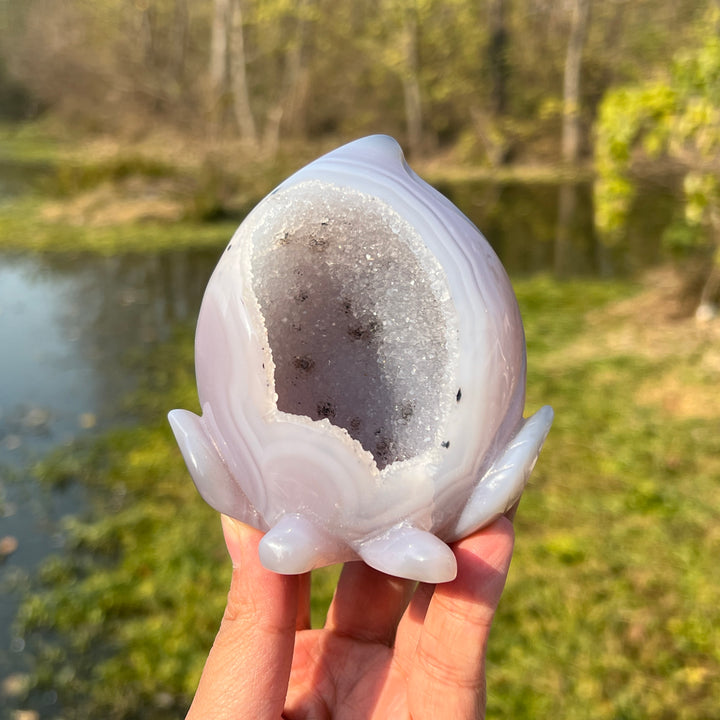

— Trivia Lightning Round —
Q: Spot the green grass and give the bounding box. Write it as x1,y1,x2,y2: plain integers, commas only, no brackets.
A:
0,121,71,164
15,275,719,718
486,280,720,719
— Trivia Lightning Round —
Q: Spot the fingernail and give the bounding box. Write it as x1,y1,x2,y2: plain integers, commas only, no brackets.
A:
221,514,245,568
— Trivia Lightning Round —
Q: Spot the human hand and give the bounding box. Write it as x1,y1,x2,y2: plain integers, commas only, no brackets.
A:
186,514,515,720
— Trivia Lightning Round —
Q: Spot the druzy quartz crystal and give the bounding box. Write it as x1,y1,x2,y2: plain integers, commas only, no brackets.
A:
169,135,553,583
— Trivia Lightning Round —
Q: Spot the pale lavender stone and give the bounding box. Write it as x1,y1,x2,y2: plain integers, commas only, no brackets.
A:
169,135,553,583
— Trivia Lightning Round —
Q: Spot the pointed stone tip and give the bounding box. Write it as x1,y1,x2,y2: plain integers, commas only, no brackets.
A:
359,526,458,583
167,407,202,437
330,134,405,166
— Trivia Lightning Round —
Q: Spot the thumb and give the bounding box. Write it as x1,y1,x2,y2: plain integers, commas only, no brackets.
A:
186,516,299,719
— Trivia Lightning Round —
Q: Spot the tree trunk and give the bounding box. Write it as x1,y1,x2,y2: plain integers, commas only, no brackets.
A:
279,0,310,139
209,0,231,130
561,0,591,164
488,0,508,117
263,0,311,154
230,0,258,145
142,5,156,66
698,210,720,317
556,0,590,277
171,0,189,85
401,7,422,157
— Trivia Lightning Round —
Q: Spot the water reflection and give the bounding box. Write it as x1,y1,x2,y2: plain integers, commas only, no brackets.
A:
437,179,677,278
0,251,218,448
554,182,615,278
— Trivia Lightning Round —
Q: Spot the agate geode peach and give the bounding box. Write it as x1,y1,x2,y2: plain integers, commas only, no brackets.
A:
169,135,552,583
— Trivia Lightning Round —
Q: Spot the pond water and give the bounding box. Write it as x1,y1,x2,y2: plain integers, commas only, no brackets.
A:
0,248,219,714
436,178,677,278
0,166,679,715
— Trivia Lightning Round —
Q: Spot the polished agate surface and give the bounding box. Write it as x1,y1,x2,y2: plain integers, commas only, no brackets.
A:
169,135,553,582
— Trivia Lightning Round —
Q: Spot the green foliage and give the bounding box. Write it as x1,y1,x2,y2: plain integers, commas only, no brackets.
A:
594,83,678,240
594,5,720,266
17,276,720,718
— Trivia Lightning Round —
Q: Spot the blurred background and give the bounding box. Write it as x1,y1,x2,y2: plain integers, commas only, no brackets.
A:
0,1,718,718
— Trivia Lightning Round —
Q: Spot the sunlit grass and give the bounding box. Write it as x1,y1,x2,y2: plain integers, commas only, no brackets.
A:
0,121,71,164
485,279,720,719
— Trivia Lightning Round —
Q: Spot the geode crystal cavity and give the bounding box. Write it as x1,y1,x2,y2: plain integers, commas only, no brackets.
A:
169,135,553,583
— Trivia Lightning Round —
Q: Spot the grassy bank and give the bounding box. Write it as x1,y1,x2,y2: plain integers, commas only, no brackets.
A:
0,195,239,254
14,272,720,719
0,123,305,254
492,273,720,718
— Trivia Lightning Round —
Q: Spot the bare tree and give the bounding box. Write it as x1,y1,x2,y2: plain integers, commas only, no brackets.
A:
561,0,591,164
171,0,189,85
262,0,311,155
488,0,508,117
401,4,422,157
209,0,232,130
230,0,258,145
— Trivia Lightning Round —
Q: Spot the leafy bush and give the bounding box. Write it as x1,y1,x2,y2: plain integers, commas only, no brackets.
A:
594,7,720,310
